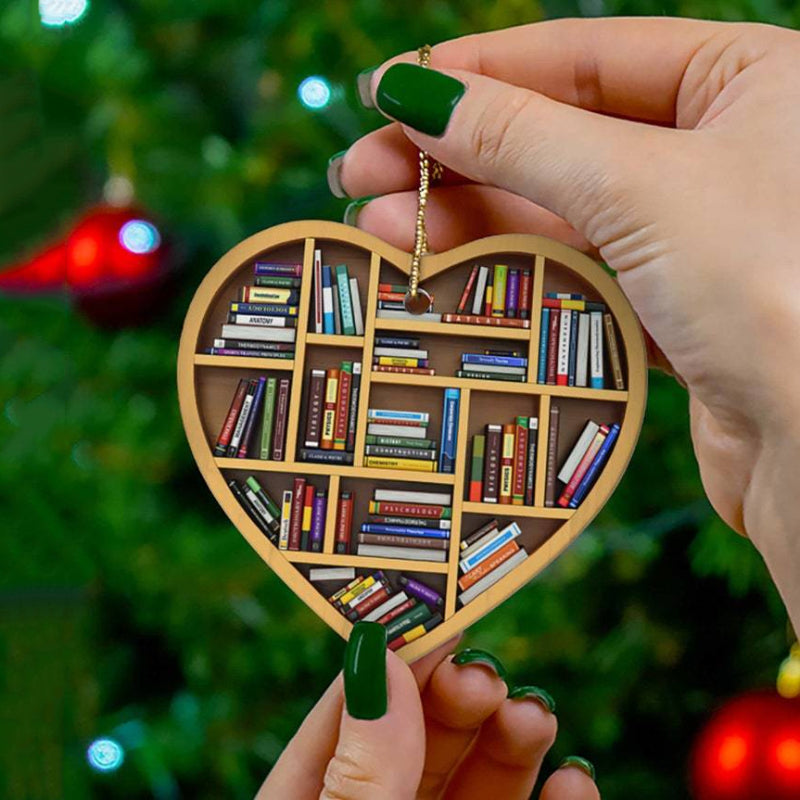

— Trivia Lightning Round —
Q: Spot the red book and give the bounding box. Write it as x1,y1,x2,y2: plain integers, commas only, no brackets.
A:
456,265,479,314
271,378,291,461
512,418,528,505
373,365,436,376
213,379,247,456
333,365,352,451
518,270,532,320
440,313,530,329
335,492,354,554
377,291,407,302
482,424,502,503
304,370,326,448
313,248,323,333
558,425,609,507
376,597,417,626
288,477,306,550
347,586,391,619
546,309,560,384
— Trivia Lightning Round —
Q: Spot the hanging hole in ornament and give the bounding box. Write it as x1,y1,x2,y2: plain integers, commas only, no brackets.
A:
404,286,433,315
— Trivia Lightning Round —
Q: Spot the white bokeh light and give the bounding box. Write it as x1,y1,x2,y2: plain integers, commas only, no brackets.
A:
298,76,332,110
40,0,89,27
119,220,161,255
86,738,124,772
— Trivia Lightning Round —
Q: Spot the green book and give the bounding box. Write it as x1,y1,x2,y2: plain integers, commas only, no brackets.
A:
491,264,508,317
365,434,438,449
470,434,485,501
335,264,356,336
246,476,281,520
260,377,278,459
254,275,302,288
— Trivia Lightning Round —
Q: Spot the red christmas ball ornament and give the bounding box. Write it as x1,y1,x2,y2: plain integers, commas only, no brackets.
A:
690,690,800,800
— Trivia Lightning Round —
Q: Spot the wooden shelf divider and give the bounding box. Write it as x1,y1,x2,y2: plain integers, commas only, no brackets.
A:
306,333,365,348
527,254,546,384
461,501,573,520
194,354,295,371
374,316,531,341
283,550,449,574
534,394,551,507
322,474,341,554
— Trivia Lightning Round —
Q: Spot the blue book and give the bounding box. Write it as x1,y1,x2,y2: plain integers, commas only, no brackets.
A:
568,423,621,508
545,292,582,299
460,522,522,572
567,309,578,386
537,308,550,383
360,524,450,539
237,376,266,458
462,353,528,368
322,265,335,334
335,264,356,335
438,388,460,474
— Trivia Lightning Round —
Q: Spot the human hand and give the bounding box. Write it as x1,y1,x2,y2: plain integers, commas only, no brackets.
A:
257,623,598,799
331,18,800,627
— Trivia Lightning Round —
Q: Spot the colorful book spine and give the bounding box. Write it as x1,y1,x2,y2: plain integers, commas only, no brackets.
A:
512,416,528,505
298,449,354,465
546,309,560,384
229,480,275,541
237,376,266,458
525,417,538,505
469,434,485,502
331,280,342,334
557,421,601,484
439,388,460,474
322,265,335,334
271,378,290,460
456,265,479,313
300,483,315,551
384,604,432,639
369,516,451,530
278,490,292,550
462,353,528,368
336,264,355,335
472,266,489,315
254,275,301,288
213,338,295,352
368,501,451,519
568,423,620,508
254,261,302,276
227,379,258,456
388,614,443,651
220,324,297,343
288,477,306,550
537,308,550,383
459,550,527,605
499,423,515,504
484,269,494,317
365,445,436,460
230,302,298,317
459,521,522,573
505,268,519,318
566,309,579,386
260,377,278,459
441,313,530,329
363,456,436,472
544,404,561,507
304,370,325,448
333,362,352,451
321,369,339,450
460,519,498,550
576,312,590,387
558,425,608,507
483,424,502,503
456,370,525,382
373,365,436,376
214,379,247,456
350,277,364,336
243,477,281,535
491,265,508,317
374,356,429,368
398,576,444,608
313,248,323,333
458,540,520,591
240,287,299,303
519,270,532,320
556,306,572,386
204,348,295,359
359,525,450,539
543,298,605,311
335,492,354,554
590,310,604,389
346,362,361,453
374,336,420,348
228,313,298,328
604,313,625,389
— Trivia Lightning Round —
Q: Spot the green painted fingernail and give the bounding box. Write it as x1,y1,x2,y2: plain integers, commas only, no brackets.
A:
357,66,377,108
559,756,596,781
508,685,556,713
376,63,466,137
327,149,348,198
343,195,377,226
451,648,507,684
344,621,387,720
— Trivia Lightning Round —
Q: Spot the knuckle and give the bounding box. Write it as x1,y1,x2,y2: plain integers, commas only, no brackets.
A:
320,749,385,800
471,90,535,176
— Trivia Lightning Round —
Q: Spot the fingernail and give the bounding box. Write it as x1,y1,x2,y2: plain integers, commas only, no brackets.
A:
356,66,377,108
327,149,349,198
451,648,508,684
344,621,387,720
559,756,596,781
343,195,377,227
376,63,466,137
508,685,556,714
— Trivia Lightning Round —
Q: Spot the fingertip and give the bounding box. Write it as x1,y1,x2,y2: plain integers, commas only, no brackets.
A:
540,757,600,800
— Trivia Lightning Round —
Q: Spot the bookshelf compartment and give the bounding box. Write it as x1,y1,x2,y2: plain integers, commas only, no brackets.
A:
178,221,647,662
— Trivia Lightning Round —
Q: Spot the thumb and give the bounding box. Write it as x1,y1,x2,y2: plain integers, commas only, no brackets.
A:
367,62,670,246
321,622,425,800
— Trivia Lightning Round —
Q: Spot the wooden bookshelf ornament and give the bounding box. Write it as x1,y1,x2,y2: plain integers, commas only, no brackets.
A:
176,48,647,663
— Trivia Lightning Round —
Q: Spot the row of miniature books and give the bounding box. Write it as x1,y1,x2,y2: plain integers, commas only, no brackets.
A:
537,293,625,390
301,361,362,464
213,376,291,460
317,570,444,651
335,488,453,563
371,334,436,377
204,261,303,357
312,249,365,336
363,391,460,474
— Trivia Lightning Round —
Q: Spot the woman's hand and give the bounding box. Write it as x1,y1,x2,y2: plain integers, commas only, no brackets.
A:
332,18,800,628
258,625,598,799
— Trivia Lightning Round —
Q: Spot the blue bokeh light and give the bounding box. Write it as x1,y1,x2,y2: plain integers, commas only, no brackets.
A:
298,76,332,110
119,220,161,254
40,0,89,27
87,738,125,772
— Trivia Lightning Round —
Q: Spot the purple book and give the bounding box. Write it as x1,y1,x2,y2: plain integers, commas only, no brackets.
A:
254,262,303,277
237,376,267,458
309,490,327,552
505,269,520,318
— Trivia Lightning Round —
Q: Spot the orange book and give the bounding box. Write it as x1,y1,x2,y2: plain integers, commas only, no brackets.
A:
458,541,520,590
320,369,339,450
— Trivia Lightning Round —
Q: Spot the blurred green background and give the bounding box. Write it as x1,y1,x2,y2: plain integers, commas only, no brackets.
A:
0,2,794,798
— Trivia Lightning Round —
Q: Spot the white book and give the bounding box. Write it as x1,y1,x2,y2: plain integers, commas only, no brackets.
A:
363,591,408,623
367,423,428,439
229,390,255,452
556,307,572,383
459,549,528,605
557,420,600,484
589,311,604,388
278,490,292,550
309,567,355,582
350,277,364,336
459,521,522,572
314,248,323,333
357,544,447,562
460,362,526,376
472,265,489,315
575,312,590,387
221,324,296,343
228,314,294,327
373,488,452,505
373,347,429,359
376,309,443,322
322,272,335,333
368,409,430,423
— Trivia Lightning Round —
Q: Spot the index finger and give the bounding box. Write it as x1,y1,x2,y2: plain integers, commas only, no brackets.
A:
365,17,771,124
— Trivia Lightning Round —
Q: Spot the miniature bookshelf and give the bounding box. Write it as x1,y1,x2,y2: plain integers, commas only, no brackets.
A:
177,220,647,662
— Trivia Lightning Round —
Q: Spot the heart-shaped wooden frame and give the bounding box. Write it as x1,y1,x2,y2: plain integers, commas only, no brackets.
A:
178,220,647,662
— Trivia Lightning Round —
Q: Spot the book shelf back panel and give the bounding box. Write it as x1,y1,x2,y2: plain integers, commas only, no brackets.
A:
551,397,626,470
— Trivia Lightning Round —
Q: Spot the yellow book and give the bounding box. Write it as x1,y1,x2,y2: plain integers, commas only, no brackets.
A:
491,265,508,317
364,456,437,472
374,356,426,367
320,370,339,449
242,287,297,303
338,575,376,606
499,425,515,503
231,301,298,315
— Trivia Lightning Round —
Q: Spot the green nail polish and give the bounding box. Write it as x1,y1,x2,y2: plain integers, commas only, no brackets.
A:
356,66,377,108
376,63,466,137
344,621,387,720
508,685,556,713
327,149,349,199
559,756,596,781
451,648,508,684
343,195,377,227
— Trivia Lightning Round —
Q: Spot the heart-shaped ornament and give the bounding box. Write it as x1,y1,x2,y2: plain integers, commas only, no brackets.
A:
178,220,647,661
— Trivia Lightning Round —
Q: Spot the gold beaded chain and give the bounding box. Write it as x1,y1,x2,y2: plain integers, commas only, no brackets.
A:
404,44,443,315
